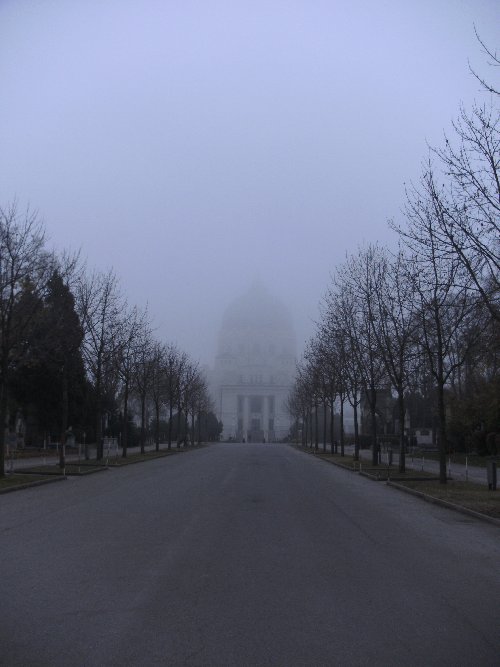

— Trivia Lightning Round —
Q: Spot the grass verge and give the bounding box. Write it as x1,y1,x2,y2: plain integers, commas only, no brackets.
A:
390,479,500,520
0,473,66,494
106,448,181,466
410,451,488,468
2,445,207,494
12,463,107,476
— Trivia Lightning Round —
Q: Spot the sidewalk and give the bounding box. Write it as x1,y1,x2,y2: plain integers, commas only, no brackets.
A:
6,441,176,472
340,444,487,484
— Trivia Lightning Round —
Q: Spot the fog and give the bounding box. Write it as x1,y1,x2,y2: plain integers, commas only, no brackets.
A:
0,0,497,366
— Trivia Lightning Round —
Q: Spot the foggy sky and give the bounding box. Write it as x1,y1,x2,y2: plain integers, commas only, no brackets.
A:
0,0,498,366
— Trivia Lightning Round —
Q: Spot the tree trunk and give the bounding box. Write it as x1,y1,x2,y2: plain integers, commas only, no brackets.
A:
322,400,327,452
168,404,173,450
437,381,448,484
140,395,146,455
121,379,129,458
330,399,335,455
176,404,182,448
95,358,103,460
154,401,160,451
59,367,69,470
340,396,345,457
436,315,447,484
353,399,359,461
314,402,319,452
0,376,8,478
370,385,378,466
398,389,406,473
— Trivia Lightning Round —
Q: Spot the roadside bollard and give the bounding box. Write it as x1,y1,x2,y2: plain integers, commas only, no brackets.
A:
487,460,497,491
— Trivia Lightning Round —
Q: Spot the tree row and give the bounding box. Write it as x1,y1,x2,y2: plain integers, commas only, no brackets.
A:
289,38,499,483
0,204,219,476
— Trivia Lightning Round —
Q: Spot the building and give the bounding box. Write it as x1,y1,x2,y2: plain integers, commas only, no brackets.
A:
210,284,296,442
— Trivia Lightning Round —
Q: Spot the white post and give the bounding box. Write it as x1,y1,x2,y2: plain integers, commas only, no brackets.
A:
244,396,250,441
263,397,269,442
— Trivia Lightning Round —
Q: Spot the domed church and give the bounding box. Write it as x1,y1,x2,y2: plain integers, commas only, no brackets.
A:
211,284,296,442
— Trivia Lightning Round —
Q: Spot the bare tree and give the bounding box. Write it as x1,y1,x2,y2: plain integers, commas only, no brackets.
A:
425,35,500,321
176,359,201,447
185,368,208,446
75,268,123,460
162,345,186,450
396,168,483,482
301,343,325,452
289,360,314,448
149,342,168,450
430,105,500,321
306,333,342,455
322,286,363,460
115,305,147,458
468,29,500,97
132,322,155,452
370,247,420,472
318,304,355,457
335,246,387,465
287,372,305,446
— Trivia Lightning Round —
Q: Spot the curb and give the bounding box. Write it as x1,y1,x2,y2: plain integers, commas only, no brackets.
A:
106,450,181,466
65,466,109,475
386,480,500,528
0,475,67,495
19,465,109,476
104,445,207,466
1,445,209,495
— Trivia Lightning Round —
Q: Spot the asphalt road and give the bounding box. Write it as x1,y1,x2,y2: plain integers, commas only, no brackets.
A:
1,443,499,666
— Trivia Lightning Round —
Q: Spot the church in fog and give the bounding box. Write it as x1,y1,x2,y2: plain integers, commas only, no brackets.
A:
210,284,296,442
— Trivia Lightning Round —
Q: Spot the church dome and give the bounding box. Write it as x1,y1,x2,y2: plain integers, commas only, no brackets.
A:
217,284,296,359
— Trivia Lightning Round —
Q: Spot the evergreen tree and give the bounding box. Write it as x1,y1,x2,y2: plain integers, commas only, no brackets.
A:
11,271,85,465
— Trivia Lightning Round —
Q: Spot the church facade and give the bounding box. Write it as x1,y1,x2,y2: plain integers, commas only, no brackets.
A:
210,284,296,442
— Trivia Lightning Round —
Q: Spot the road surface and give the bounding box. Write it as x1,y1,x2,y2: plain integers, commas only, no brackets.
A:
1,442,499,666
